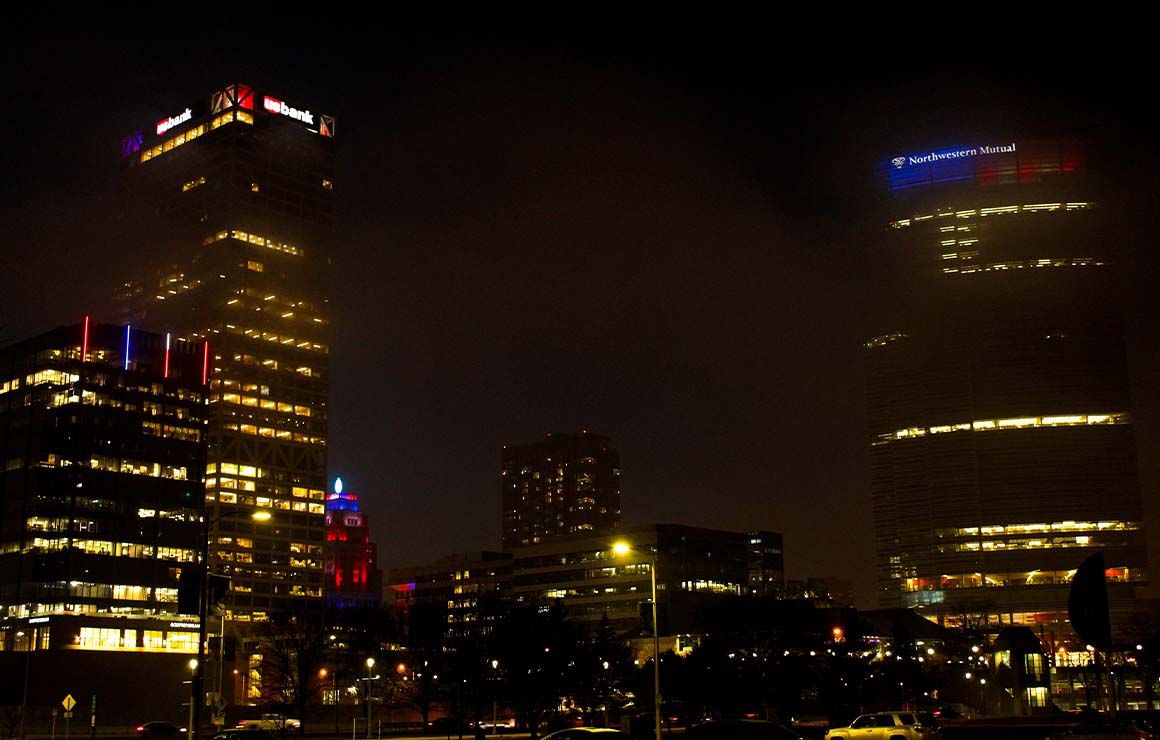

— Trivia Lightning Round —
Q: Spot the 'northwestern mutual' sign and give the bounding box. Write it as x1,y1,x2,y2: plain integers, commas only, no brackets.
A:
891,142,1016,169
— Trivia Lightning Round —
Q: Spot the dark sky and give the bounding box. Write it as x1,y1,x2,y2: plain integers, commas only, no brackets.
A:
3,32,1157,607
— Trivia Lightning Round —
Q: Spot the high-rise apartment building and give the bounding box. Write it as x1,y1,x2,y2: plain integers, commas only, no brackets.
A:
501,432,620,550
0,319,210,719
116,84,336,620
866,139,1148,636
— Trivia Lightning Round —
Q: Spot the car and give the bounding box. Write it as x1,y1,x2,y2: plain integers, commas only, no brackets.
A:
428,717,474,735
137,722,186,740
542,729,634,740
478,717,516,730
236,715,301,731
209,731,276,740
1045,718,1156,739
824,712,940,740
687,719,804,740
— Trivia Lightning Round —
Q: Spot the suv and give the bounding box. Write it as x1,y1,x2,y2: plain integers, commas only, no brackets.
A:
825,712,940,740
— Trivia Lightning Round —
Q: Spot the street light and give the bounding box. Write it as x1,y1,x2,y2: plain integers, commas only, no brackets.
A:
190,509,271,740
612,541,661,740
365,657,376,739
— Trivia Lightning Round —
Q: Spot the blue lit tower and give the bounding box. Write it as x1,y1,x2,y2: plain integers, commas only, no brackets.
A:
865,139,1148,639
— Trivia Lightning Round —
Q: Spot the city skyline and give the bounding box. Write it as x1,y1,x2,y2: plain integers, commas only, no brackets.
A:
2,33,1158,608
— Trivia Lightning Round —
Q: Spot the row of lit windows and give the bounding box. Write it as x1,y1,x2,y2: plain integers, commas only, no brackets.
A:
864,332,908,350
889,202,1092,229
681,580,743,594
219,393,312,417
204,228,301,257
142,420,202,443
204,467,326,500
152,272,202,301
0,368,81,396
219,421,326,446
942,257,1105,274
210,491,325,514
68,455,190,480
26,538,196,561
222,349,321,378
902,566,1140,592
139,109,253,164
874,413,1129,445
938,537,1128,553
182,176,206,192
45,389,201,419
220,325,327,355
937,520,1138,538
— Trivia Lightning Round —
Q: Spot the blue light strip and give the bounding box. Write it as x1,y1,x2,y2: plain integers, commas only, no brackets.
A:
124,325,132,371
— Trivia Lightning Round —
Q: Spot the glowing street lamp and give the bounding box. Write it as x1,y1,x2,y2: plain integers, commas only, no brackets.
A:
612,541,661,740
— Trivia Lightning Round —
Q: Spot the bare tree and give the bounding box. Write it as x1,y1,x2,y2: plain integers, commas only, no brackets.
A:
254,604,333,734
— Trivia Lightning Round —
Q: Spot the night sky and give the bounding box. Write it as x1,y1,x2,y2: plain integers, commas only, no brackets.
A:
3,32,1158,607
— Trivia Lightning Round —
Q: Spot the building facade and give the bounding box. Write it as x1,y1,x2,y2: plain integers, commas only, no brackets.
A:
325,476,382,609
387,551,512,641
866,139,1148,635
510,524,784,635
501,432,620,550
0,320,210,720
116,84,336,620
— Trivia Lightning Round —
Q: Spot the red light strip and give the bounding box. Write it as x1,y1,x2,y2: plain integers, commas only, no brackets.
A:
164,333,171,379
81,315,90,362
202,341,210,385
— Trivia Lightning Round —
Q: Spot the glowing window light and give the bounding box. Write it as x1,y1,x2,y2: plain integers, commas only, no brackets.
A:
877,413,1130,444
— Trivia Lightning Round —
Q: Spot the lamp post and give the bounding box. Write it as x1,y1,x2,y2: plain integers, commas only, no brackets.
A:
612,541,661,740
190,510,271,740
365,657,376,739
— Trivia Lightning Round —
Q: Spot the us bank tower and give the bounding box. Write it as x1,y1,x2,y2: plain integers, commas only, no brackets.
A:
117,84,336,621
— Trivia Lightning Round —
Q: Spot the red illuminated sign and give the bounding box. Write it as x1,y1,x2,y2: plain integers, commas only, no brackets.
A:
156,108,193,136
262,96,314,125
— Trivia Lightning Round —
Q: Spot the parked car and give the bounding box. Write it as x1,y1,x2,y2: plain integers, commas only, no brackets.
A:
137,722,186,739
428,717,474,735
1045,718,1156,739
824,712,940,740
236,715,301,731
687,719,804,740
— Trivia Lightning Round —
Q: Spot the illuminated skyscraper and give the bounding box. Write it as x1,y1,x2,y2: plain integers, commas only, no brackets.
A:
324,476,382,609
0,319,210,719
501,432,621,550
116,84,335,619
866,139,1148,637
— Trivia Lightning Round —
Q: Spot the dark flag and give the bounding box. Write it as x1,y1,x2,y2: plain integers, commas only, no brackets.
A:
1068,552,1112,650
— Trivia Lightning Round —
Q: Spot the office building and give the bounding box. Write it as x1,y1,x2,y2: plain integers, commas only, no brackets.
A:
501,432,620,550
387,551,512,641
116,84,336,620
325,476,382,609
866,139,1148,637
0,319,209,720
510,524,784,635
